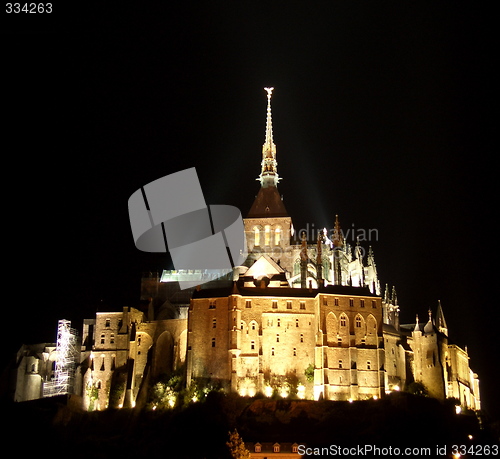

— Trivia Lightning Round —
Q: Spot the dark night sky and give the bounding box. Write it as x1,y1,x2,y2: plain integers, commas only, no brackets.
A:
3,2,497,417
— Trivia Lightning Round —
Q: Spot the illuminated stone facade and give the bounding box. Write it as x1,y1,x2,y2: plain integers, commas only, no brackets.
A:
11,88,480,412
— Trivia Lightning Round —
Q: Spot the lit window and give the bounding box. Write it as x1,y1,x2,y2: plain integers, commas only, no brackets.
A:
274,226,281,245
274,443,280,453
254,227,260,246
265,225,271,246
292,444,298,453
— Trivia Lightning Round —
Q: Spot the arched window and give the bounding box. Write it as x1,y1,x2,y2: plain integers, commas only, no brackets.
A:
356,316,362,328
275,226,282,245
253,227,260,246
265,225,271,246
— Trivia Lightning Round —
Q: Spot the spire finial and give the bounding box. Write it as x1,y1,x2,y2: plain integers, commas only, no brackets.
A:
259,87,280,187
264,87,274,146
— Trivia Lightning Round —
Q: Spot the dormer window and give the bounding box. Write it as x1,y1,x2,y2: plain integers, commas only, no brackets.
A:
255,443,261,453
273,443,280,453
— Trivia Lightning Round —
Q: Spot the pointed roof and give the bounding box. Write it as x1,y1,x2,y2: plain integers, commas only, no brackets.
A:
332,215,344,247
245,254,285,279
424,309,434,333
247,87,289,218
247,185,288,218
436,300,448,335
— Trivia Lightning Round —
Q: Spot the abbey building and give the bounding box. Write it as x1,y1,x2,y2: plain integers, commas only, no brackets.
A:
11,89,481,412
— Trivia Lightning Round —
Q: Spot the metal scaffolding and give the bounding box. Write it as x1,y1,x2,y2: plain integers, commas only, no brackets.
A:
43,319,78,397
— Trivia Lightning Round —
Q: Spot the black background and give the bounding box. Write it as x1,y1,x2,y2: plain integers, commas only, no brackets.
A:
3,2,497,418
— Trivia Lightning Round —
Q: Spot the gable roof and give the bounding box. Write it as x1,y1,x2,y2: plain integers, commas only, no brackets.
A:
245,254,284,279
247,185,288,218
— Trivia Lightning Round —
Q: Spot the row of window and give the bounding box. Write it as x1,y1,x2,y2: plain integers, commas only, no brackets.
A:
208,298,377,309
252,225,281,246
334,359,373,370
212,334,306,348
104,318,124,328
253,443,299,453
324,297,377,308
212,316,372,330
99,333,144,345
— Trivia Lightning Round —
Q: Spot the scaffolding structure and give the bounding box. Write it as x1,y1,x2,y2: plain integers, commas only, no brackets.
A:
43,319,78,397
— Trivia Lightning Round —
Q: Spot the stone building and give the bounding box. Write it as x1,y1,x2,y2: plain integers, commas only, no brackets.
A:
11,88,480,412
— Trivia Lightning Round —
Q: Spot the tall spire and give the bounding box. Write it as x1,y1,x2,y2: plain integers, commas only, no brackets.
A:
259,87,280,188
436,300,448,336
